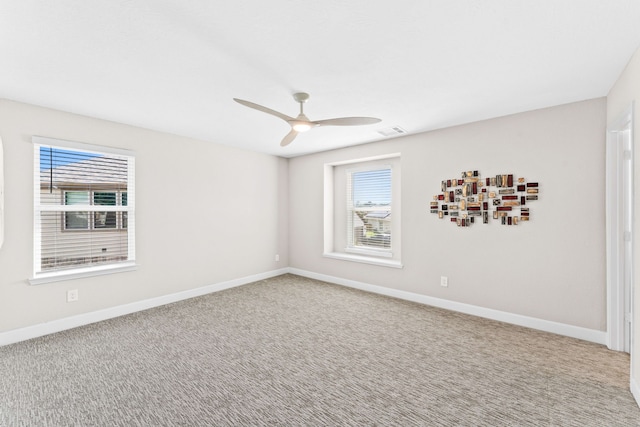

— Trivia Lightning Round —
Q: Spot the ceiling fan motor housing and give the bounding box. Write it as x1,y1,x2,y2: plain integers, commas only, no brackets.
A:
293,92,310,103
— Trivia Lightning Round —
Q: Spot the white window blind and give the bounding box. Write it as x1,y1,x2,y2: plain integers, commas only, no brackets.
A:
32,137,135,282
346,166,392,256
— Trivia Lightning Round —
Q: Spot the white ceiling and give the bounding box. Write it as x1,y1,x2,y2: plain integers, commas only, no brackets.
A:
1,1,640,158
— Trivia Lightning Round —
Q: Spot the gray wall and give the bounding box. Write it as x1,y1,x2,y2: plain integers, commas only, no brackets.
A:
289,98,607,331
0,96,612,337
0,99,289,332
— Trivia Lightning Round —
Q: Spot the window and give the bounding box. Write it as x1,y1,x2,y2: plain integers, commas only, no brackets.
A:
347,167,392,255
31,137,136,284
93,191,117,229
324,154,402,268
63,190,127,230
64,191,90,229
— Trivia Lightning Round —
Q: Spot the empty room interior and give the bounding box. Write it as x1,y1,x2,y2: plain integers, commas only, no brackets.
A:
2,1,640,425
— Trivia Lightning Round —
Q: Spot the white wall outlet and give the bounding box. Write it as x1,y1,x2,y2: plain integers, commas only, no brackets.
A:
275,254,280,262
67,289,79,302
440,276,448,287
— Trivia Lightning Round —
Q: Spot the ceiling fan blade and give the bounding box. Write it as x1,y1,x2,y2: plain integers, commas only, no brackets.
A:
233,98,294,122
314,117,381,126
280,129,298,147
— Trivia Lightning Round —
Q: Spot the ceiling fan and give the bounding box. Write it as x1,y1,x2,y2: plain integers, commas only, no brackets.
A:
233,92,381,147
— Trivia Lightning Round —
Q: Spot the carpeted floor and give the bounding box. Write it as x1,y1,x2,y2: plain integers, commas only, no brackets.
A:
0,274,638,426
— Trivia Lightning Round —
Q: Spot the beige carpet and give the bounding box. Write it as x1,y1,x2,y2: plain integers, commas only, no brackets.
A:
0,274,638,426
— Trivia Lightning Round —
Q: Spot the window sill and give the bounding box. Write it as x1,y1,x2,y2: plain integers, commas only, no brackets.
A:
345,246,393,258
29,262,137,285
323,252,403,269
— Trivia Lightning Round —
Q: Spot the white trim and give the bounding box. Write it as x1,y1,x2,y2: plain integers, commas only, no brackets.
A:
1,268,289,347
29,262,138,285
289,268,607,345
323,252,403,268
32,136,134,157
606,103,634,352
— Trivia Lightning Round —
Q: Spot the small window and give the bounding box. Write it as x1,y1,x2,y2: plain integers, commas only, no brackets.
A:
121,192,128,229
32,137,136,284
64,191,90,229
94,191,117,227
62,191,124,230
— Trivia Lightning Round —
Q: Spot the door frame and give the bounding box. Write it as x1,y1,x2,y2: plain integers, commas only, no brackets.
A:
606,103,634,353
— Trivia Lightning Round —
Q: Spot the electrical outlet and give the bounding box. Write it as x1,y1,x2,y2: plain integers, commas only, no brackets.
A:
275,254,280,262
67,289,79,302
440,276,448,287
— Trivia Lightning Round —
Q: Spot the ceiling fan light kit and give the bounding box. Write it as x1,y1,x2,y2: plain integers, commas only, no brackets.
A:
292,122,312,132
233,92,381,147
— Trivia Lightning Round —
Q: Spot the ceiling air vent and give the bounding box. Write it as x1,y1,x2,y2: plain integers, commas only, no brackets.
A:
378,126,407,137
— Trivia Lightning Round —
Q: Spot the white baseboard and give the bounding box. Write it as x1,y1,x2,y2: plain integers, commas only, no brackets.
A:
632,376,640,409
289,268,607,346
0,267,609,348
0,268,289,347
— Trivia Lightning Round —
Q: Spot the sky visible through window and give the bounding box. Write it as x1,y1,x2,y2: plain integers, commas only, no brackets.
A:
352,169,391,207
40,147,100,170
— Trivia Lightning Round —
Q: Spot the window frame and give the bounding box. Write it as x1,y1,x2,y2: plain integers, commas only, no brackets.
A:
323,153,402,269
30,136,137,285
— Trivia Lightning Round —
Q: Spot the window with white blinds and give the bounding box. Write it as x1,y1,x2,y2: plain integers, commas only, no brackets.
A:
323,154,401,268
32,137,135,284
346,166,392,257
